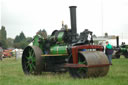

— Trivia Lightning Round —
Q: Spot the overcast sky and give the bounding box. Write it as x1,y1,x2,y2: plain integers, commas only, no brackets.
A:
1,0,128,39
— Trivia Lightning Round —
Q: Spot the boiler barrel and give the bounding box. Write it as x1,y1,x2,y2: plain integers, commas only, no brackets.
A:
50,45,67,54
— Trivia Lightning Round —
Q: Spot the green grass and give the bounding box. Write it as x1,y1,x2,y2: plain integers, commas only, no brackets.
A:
0,57,128,85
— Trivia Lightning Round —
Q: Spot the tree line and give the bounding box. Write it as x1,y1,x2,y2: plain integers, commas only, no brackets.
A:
0,26,32,49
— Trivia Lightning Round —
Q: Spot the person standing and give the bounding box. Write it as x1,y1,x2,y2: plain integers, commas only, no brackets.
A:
105,41,113,64
0,47,3,61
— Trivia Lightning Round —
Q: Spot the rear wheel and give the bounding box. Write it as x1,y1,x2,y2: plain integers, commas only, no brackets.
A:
22,46,44,75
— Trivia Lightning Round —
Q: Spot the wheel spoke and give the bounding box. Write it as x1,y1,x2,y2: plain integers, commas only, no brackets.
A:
29,51,32,56
31,63,36,70
29,49,35,56
31,52,34,57
29,64,33,73
25,48,36,74
25,63,29,69
26,56,30,60
77,57,87,77
78,67,86,73
31,57,36,63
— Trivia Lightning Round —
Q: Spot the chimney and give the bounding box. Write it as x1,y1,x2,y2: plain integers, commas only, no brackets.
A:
69,6,77,35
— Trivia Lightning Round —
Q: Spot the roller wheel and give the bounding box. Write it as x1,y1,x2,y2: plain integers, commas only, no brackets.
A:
68,51,109,78
68,54,88,78
123,52,128,58
115,54,120,59
115,52,120,59
22,46,44,75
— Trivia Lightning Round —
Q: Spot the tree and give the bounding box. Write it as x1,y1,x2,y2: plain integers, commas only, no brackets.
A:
7,38,14,48
0,26,8,48
19,32,26,41
13,31,32,49
26,37,33,42
13,40,28,49
14,35,20,43
14,32,26,43
1,26,7,40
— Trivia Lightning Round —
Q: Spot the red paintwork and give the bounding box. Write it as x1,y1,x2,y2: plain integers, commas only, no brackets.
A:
72,45,104,64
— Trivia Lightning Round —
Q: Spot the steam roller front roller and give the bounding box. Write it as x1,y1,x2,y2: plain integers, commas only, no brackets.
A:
22,46,44,75
68,51,110,78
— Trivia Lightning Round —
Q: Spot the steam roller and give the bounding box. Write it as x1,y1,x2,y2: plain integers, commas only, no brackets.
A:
22,6,110,78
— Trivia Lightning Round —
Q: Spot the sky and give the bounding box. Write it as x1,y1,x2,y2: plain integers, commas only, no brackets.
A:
1,0,128,39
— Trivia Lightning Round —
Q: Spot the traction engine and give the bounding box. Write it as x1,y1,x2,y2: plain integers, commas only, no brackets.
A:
22,6,110,78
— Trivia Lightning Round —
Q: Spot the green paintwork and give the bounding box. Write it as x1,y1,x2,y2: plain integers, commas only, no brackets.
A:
50,45,67,54
121,48,127,51
78,57,87,73
33,35,39,46
26,48,36,73
57,32,64,42
33,35,44,51
120,45,128,52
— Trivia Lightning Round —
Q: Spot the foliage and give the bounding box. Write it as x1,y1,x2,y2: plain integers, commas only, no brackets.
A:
0,58,128,85
13,41,28,49
14,35,20,43
19,32,26,41
0,26,32,49
13,32,32,49
26,37,33,42
0,26,7,40
14,32,26,43
7,38,14,48
0,39,7,49
0,26,8,48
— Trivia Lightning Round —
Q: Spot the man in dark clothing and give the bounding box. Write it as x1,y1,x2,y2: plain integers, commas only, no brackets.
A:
105,41,113,64
0,47,3,60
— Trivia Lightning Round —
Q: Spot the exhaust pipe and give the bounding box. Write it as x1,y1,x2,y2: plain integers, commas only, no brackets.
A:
69,6,77,35
69,6,77,42
116,36,119,48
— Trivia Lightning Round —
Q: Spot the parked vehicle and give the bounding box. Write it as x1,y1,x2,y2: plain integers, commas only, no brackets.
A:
112,36,128,59
3,49,12,58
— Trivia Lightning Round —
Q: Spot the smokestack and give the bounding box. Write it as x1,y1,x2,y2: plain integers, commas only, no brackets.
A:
116,36,119,48
69,6,77,35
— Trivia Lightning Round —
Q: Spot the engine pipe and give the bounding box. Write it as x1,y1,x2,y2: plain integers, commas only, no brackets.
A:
116,36,119,48
69,6,77,41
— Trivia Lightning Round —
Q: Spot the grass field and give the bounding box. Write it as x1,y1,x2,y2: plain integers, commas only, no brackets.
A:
0,57,128,85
